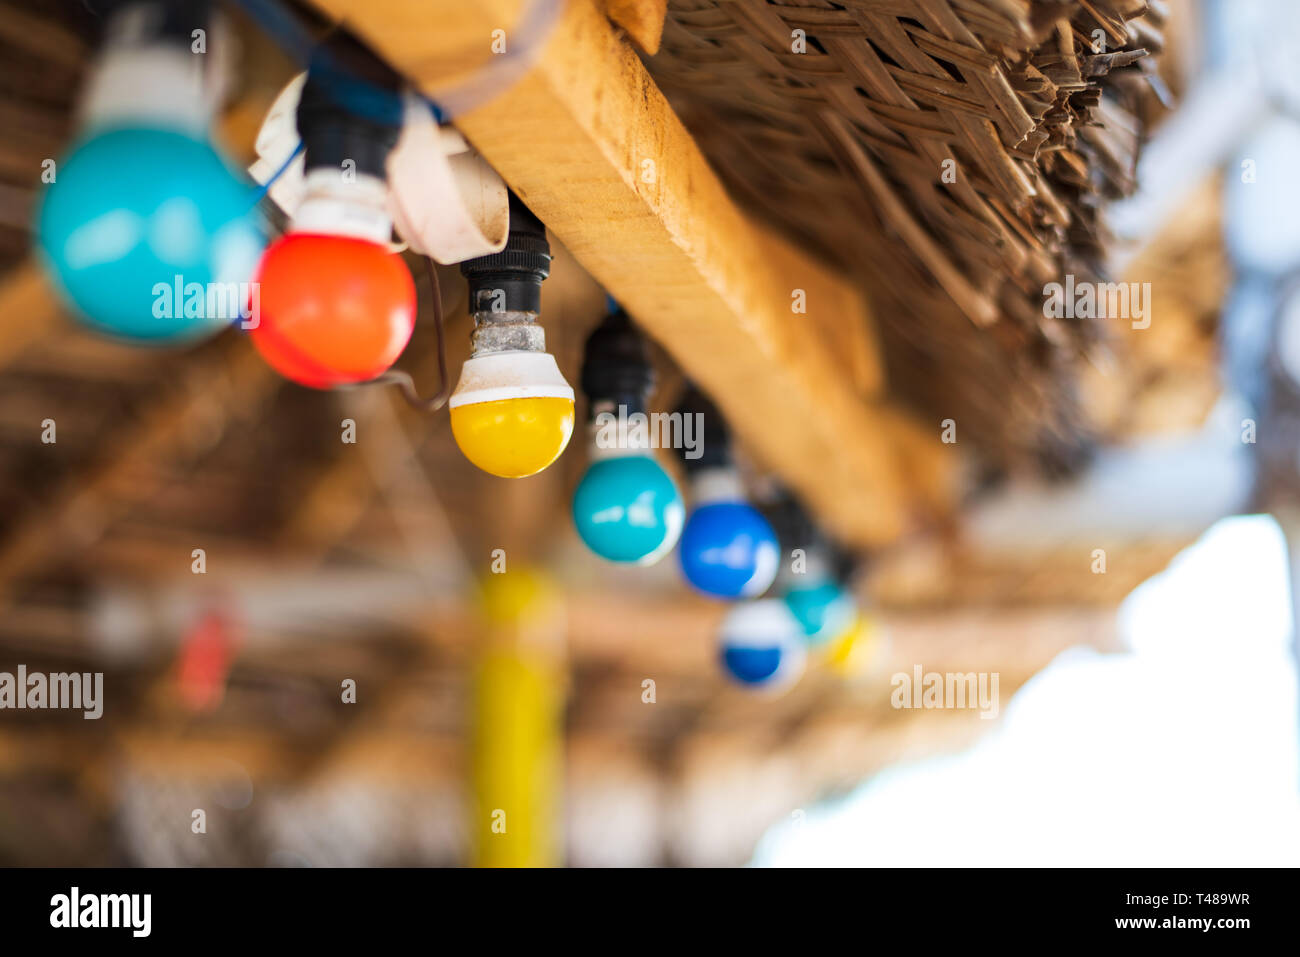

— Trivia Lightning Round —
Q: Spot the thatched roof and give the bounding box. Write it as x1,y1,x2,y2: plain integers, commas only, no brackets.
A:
0,0,1228,866
648,0,1172,475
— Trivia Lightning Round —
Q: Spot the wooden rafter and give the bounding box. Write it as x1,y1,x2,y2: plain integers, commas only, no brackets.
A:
0,327,279,602
0,261,59,370
305,0,952,546
600,0,668,54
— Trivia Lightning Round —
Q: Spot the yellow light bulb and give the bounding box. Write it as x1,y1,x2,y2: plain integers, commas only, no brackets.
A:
451,396,574,478
825,614,877,677
449,351,575,478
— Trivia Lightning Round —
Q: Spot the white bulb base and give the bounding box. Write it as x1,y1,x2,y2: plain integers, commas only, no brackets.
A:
81,45,211,135
689,466,745,505
289,170,393,244
449,350,574,409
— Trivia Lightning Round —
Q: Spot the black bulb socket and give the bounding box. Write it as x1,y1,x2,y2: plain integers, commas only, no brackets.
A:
101,0,213,47
764,495,818,555
461,193,551,315
581,310,655,419
296,59,403,180
675,385,731,473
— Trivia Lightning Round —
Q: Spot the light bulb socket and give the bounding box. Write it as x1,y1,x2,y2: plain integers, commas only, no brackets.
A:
81,0,216,131
764,492,857,587
765,494,819,556
580,309,655,418
675,385,731,473
100,0,212,46
461,193,551,316
297,37,404,180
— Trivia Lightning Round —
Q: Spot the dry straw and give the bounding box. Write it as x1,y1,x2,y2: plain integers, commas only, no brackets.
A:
648,0,1168,474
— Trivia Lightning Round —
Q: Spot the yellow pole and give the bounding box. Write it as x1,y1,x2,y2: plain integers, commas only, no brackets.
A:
471,566,565,867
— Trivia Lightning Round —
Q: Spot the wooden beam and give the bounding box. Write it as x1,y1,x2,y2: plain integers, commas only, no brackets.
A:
0,262,59,370
0,4,85,69
0,337,278,602
277,266,473,554
306,0,948,546
600,0,667,55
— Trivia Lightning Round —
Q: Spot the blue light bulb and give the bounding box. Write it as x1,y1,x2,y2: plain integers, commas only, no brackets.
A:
572,453,685,564
36,125,265,343
718,599,806,690
784,580,856,646
679,499,779,599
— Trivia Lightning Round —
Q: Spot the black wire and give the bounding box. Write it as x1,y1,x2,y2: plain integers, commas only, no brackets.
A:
373,256,451,413
226,0,565,123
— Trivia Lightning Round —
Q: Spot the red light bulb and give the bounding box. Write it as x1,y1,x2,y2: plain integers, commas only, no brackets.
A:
175,609,236,714
251,232,415,389
249,58,415,390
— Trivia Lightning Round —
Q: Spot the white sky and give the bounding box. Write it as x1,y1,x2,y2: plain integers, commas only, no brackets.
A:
753,515,1300,866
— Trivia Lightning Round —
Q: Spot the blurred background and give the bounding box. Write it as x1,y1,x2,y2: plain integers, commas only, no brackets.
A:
1,0,1299,866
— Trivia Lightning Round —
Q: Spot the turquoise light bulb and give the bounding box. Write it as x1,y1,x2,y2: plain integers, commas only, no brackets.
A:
572,453,684,564
784,580,856,646
36,125,265,343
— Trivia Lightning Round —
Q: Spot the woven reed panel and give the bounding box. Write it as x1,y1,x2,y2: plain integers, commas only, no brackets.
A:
646,0,1167,475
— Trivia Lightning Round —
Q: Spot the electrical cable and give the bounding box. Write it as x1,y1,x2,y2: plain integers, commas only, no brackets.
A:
370,255,451,411
251,139,303,203
223,0,551,411
226,0,564,122
428,0,564,118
